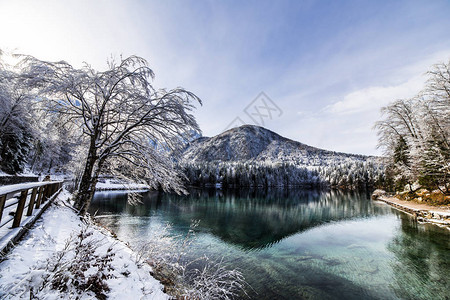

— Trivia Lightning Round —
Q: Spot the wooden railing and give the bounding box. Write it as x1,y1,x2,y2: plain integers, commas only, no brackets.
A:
0,181,63,230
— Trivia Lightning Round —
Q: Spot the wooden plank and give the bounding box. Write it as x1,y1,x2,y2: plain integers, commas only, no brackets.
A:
43,185,51,203
35,186,44,209
48,184,54,199
0,181,62,196
12,190,28,228
26,188,38,216
0,194,6,224
50,184,55,197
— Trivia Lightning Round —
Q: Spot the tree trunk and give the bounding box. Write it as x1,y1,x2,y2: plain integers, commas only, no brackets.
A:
74,137,98,215
80,158,105,215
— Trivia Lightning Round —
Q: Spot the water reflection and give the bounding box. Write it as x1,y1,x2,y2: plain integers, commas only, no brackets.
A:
387,213,450,300
91,189,390,249
90,189,450,300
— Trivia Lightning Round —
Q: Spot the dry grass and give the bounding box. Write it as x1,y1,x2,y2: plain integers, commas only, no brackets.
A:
396,189,450,206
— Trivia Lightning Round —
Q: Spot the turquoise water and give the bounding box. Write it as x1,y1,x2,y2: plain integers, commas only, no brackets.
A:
90,189,450,300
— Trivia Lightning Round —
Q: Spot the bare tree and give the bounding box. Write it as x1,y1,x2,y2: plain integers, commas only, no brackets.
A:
419,61,450,193
22,55,202,214
375,99,422,190
375,60,450,194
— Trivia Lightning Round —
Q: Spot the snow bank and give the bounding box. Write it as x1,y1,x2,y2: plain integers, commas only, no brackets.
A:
0,170,11,176
96,180,150,191
0,190,168,299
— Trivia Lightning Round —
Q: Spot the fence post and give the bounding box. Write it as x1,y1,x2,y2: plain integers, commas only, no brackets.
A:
12,190,28,228
0,194,6,223
43,184,51,203
26,188,38,216
35,186,44,209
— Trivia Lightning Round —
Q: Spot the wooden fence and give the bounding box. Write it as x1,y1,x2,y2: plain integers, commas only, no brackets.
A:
0,181,63,230
0,176,39,185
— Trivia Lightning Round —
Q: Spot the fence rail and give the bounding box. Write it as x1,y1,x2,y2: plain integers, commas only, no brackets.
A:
0,181,63,230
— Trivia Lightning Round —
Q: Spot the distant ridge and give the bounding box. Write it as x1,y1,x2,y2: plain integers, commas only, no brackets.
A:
181,125,367,165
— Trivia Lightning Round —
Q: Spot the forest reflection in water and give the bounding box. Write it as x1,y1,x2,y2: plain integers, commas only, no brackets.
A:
91,189,382,249
90,189,450,300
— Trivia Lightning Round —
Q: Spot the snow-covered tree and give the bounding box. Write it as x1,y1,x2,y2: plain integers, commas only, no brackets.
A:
22,55,202,214
181,159,382,190
0,51,35,174
376,60,450,194
28,113,77,174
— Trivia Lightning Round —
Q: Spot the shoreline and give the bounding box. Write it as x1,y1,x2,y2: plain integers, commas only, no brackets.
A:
374,195,450,228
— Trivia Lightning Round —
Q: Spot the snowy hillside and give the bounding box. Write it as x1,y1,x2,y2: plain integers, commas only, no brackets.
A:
181,125,367,166
180,125,385,189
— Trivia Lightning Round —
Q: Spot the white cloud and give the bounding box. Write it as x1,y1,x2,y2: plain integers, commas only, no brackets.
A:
278,51,450,155
323,49,450,116
324,75,425,115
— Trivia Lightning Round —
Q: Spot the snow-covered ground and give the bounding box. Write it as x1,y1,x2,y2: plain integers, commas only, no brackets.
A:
0,190,168,299
96,179,150,191
0,170,11,176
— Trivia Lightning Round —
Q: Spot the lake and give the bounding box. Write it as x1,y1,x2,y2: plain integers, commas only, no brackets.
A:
89,189,450,300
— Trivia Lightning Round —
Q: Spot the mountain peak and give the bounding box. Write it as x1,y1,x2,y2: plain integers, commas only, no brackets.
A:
182,125,328,163
181,126,380,190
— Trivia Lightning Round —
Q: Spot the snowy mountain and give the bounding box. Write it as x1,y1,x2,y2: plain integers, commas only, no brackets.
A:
179,125,385,189
181,125,367,165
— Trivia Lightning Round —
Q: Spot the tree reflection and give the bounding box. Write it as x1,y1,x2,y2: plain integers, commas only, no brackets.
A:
387,213,450,300
91,188,391,249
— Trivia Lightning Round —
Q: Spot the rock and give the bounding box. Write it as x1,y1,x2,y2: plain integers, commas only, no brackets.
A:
411,182,422,192
371,189,386,200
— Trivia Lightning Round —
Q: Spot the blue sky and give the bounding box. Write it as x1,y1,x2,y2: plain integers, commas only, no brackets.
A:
1,0,450,155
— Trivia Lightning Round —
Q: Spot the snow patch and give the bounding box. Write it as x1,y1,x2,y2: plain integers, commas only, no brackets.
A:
0,190,168,299
96,180,150,191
